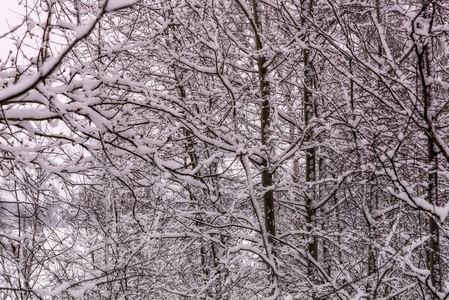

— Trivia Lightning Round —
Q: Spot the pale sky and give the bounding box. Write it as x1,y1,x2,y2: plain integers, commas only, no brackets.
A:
0,1,25,62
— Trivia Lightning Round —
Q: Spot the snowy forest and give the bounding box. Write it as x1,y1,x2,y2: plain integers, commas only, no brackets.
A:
0,0,449,299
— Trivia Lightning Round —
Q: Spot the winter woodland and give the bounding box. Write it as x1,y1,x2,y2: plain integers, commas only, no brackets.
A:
0,0,448,299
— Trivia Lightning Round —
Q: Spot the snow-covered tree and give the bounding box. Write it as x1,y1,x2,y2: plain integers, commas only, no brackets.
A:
2,0,449,299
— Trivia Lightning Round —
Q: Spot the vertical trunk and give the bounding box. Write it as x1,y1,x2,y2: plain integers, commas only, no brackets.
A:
415,2,442,295
248,2,278,296
304,48,318,275
301,0,318,277
428,137,441,295
366,3,382,293
252,0,275,239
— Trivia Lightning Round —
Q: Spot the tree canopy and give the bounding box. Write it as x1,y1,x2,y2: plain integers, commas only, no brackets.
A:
1,0,449,299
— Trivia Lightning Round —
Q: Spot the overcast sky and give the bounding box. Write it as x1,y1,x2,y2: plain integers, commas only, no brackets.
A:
0,1,25,62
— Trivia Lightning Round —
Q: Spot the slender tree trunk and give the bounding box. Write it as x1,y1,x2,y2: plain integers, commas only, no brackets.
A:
304,48,318,276
428,137,441,295
301,0,318,278
252,0,276,239
414,2,442,295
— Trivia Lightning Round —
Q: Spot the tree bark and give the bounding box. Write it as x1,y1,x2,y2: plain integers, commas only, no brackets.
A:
301,0,318,278
252,0,276,239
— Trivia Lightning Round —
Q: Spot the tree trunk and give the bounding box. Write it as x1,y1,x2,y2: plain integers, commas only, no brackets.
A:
416,2,442,295
252,0,276,239
428,137,441,295
301,0,318,278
